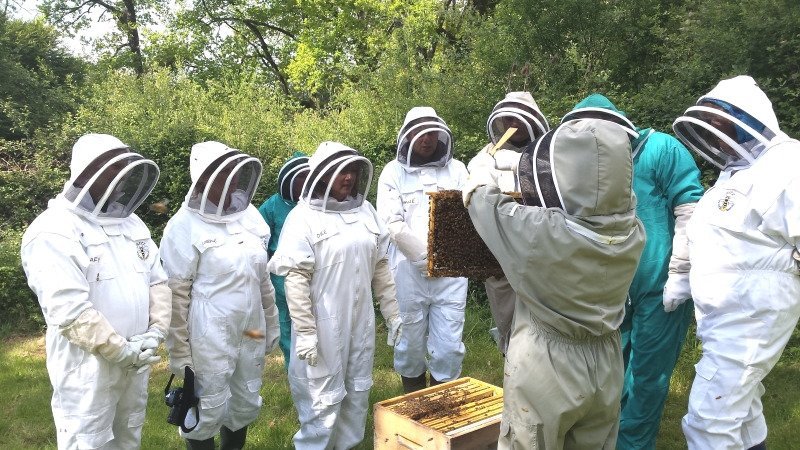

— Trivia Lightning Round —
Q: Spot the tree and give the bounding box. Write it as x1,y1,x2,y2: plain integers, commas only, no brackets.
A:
0,13,85,139
40,0,166,75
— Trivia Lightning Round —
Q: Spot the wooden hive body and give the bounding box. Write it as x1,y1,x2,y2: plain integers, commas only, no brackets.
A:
374,377,503,449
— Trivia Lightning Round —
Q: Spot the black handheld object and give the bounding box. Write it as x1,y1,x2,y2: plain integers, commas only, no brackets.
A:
164,366,200,432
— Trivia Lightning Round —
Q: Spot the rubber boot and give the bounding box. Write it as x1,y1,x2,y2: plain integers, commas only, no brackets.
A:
220,425,248,450
186,437,215,450
401,373,427,393
747,442,767,450
429,374,444,387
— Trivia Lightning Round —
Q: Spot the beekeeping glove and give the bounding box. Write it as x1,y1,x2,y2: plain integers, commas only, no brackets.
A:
260,270,280,354
663,203,695,312
295,333,318,367
373,258,400,323
386,315,403,347
166,278,193,377
493,149,521,172
286,269,317,366
463,151,500,207
129,328,165,352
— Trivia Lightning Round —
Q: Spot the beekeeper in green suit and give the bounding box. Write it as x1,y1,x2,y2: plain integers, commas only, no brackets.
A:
562,94,704,450
258,152,310,369
464,118,645,449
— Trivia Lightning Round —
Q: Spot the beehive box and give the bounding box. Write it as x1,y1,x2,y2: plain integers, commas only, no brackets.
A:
374,377,503,450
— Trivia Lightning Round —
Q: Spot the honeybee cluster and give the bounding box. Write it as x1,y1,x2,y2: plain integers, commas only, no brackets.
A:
427,190,504,279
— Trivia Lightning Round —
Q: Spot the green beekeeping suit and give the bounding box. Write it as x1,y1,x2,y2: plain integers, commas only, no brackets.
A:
258,152,309,370
570,94,704,450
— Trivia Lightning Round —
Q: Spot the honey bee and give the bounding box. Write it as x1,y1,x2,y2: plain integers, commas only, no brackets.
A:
149,199,170,214
243,329,265,339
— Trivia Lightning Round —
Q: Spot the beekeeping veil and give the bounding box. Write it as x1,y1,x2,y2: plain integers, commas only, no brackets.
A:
518,119,635,224
673,75,779,170
560,95,639,145
185,141,262,222
62,133,159,224
396,107,453,168
486,91,550,149
277,154,310,203
302,141,373,213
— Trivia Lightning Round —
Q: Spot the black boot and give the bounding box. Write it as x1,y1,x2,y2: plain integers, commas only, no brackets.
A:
401,373,427,393
186,437,215,450
220,425,248,450
429,374,444,387
747,442,767,450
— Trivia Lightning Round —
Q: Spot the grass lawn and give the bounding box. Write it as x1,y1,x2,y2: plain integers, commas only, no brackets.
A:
1,295,799,449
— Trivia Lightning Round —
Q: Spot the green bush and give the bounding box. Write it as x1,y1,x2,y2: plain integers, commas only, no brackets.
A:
0,230,43,334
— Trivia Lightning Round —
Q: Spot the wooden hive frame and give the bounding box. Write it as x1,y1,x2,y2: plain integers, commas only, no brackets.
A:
374,377,504,450
427,190,506,279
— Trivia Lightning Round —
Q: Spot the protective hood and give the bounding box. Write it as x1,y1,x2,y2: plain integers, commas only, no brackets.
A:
561,94,639,142
302,141,373,213
396,107,453,168
487,91,549,150
673,75,780,170
185,141,262,223
518,118,635,221
61,133,159,225
277,152,310,203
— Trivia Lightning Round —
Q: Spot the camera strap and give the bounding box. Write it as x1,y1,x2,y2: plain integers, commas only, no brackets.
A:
164,367,200,433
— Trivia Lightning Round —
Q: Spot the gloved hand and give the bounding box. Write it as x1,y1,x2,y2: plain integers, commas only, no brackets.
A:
410,252,429,276
386,315,403,346
493,149,521,172
99,339,160,371
663,273,692,312
129,328,165,351
169,355,193,377
295,333,318,367
134,348,162,374
463,151,500,207
264,308,280,355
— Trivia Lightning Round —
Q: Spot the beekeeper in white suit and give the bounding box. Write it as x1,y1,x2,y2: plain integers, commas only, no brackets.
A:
20,133,171,449
377,106,469,393
672,75,800,450
464,119,645,449
481,92,550,354
269,141,402,449
160,141,280,450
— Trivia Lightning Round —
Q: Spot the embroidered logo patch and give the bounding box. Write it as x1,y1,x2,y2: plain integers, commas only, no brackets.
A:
717,190,736,212
135,240,149,260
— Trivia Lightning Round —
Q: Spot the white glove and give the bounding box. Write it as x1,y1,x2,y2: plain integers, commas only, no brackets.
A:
493,149,521,172
134,348,161,373
663,273,692,312
295,333,318,367
99,339,160,371
410,253,429,276
463,151,500,207
264,307,280,354
129,328,165,351
386,315,403,347
169,354,193,377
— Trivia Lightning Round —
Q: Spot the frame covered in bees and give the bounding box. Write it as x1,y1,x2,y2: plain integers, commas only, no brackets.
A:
426,190,504,279
374,377,504,450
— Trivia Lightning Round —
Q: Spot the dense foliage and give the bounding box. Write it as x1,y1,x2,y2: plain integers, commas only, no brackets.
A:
2,0,800,326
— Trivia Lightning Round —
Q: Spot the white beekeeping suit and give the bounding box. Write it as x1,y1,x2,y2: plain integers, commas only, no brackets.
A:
20,133,170,449
160,141,280,449
673,75,800,450
269,141,401,450
377,106,468,393
482,92,549,354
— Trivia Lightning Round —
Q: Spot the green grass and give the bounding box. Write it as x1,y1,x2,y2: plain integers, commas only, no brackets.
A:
1,298,798,449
